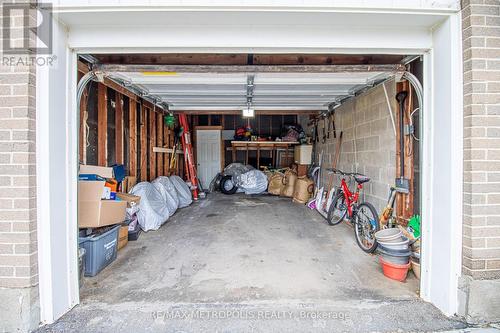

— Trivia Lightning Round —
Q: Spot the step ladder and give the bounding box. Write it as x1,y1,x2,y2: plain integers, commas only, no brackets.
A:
178,114,199,200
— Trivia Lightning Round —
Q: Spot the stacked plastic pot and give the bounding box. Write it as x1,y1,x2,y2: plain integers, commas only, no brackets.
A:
375,229,411,281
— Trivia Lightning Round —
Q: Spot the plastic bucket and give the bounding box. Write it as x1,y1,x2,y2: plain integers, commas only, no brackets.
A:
379,257,410,282
78,247,86,288
379,253,409,265
378,244,412,255
377,247,411,265
378,236,410,251
411,260,421,279
375,228,403,243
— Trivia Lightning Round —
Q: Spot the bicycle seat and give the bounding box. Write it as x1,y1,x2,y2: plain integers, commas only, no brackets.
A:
353,174,370,184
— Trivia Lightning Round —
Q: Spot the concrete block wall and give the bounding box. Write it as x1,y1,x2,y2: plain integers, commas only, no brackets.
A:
312,80,397,214
460,0,500,324
0,2,40,332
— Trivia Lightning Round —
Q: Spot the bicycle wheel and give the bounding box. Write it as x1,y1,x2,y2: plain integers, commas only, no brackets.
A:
353,202,379,253
327,192,347,226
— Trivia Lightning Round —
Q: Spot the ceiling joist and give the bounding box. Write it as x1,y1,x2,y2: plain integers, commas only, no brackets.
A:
97,64,405,74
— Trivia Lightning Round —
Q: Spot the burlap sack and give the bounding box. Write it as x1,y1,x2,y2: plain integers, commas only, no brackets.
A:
268,172,285,195
280,169,297,197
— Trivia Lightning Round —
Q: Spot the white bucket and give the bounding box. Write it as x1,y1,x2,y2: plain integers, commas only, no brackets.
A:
375,228,403,243
378,237,410,250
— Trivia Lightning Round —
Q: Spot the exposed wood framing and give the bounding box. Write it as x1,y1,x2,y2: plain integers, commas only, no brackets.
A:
150,108,157,180
143,100,162,113
95,53,249,65
79,80,88,164
98,64,406,74
163,123,170,175
129,100,137,177
175,110,317,115
97,83,107,166
78,60,166,113
78,61,138,102
115,92,124,165
157,112,164,176
140,104,148,181
153,147,184,154
396,80,415,225
252,54,405,65
93,53,405,66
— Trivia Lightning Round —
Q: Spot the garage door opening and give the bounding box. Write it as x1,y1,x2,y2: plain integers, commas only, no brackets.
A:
63,53,462,331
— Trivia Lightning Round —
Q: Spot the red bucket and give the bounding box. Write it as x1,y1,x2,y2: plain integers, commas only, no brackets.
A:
379,257,410,282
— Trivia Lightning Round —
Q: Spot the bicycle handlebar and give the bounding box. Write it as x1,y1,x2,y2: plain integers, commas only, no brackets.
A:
325,168,366,178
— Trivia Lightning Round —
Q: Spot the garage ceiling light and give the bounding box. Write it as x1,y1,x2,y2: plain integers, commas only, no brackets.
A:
243,75,255,118
242,107,255,118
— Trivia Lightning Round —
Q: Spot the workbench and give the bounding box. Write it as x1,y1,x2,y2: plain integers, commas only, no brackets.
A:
229,141,299,168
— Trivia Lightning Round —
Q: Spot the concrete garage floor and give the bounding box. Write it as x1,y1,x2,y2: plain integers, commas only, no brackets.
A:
37,194,467,332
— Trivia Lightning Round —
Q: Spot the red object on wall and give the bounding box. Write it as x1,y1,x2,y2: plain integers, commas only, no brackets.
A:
178,114,199,200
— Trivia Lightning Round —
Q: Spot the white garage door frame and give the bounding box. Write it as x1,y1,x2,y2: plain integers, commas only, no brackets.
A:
36,7,463,323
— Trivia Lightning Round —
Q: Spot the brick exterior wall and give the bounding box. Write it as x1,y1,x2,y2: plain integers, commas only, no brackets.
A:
462,0,500,280
0,64,38,288
0,1,40,331
311,80,397,214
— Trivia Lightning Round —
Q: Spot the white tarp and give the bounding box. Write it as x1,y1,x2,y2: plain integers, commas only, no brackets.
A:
236,170,268,195
152,176,179,216
129,182,170,231
170,175,193,208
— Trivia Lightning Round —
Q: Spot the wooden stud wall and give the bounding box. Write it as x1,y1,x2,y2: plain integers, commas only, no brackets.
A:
140,104,148,181
395,80,415,225
79,74,88,164
78,61,182,182
115,93,124,165
97,84,107,166
157,112,164,176
163,121,170,175
150,108,157,180
129,101,137,177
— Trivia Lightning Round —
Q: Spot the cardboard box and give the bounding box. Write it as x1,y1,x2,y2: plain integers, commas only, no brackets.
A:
116,193,141,208
79,165,114,179
78,181,127,228
121,176,137,193
294,145,313,165
117,225,129,250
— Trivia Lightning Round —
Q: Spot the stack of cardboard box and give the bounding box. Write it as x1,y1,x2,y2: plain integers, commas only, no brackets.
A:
78,165,140,278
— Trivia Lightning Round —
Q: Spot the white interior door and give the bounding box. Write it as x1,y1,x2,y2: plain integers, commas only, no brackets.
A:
196,130,222,189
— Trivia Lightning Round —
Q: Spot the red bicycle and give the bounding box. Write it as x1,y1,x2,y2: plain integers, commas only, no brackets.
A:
326,168,380,253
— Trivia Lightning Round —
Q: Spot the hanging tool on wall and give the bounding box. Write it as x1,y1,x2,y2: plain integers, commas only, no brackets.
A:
169,125,183,172
326,113,331,139
395,91,410,193
322,116,327,144
314,130,343,220
327,112,336,139
314,121,319,143
379,187,398,228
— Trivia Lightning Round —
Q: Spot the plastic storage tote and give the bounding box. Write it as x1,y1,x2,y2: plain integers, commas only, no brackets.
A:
79,225,120,277
78,247,86,288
